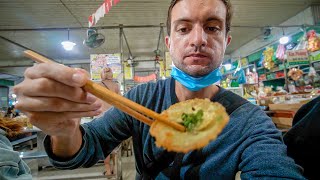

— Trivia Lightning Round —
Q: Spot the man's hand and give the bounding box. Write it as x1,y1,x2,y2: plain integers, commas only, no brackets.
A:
13,63,102,137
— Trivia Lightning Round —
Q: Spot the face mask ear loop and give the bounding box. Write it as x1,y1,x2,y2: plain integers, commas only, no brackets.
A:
171,61,176,68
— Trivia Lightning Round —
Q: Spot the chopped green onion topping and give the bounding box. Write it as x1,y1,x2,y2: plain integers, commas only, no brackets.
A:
181,109,204,131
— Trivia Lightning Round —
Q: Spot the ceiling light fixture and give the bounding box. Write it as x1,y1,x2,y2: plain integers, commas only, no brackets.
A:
279,28,290,45
61,29,76,51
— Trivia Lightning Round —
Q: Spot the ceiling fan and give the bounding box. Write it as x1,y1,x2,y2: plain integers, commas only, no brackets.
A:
83,28,105,48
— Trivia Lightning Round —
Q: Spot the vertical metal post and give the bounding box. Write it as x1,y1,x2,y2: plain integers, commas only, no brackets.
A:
119,24,126,94
160,23,167,78
123,30,133,59
283,60,289,91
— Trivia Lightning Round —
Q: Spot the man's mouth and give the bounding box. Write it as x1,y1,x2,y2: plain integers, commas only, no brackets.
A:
184,53,210,65
186,53,208,58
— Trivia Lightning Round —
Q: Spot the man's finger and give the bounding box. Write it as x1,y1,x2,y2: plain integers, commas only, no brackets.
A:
24,63,88,88
15,96,102,113
13,78,97,104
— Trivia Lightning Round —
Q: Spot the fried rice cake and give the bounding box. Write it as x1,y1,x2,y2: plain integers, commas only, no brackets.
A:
150,98,229,153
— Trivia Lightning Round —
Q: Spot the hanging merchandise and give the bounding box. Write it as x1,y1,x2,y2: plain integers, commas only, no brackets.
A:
288,68,304,81
233,60,246,84
235,69,246,84
294,32,308,51
308,66,317,78
88,0,121,27
307,30,320,52
245,68,258,84
285,42,297,50
276,44,286,61
263,47,275,70
257,51,264,67
240,57,248,67
309,51,320,62
246,69,253,84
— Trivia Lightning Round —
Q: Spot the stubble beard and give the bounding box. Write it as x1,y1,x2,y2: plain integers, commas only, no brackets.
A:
171,52,222,77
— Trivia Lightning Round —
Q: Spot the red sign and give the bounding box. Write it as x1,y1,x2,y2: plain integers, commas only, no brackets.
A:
134,74,157,83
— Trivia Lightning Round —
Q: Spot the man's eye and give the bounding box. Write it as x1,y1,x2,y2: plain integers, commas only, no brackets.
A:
178,28,188,33
207,27,220,32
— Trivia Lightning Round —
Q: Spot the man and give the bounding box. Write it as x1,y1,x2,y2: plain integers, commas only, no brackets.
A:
14,0,305,179
98,67,120,176
98,67,121,114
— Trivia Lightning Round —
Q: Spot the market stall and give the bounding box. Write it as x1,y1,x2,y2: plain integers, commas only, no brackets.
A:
220,27,320,129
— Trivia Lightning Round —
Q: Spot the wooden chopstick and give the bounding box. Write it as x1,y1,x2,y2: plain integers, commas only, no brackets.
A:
24,50,186,132
85,80,154,126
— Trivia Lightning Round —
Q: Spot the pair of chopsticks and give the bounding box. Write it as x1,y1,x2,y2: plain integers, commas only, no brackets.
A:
23,50,186,132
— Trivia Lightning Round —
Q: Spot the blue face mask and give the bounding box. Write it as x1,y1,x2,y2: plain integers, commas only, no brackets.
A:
171,65,222,91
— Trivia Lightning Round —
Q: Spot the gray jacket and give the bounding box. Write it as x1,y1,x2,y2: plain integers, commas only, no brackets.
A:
0,129,32,180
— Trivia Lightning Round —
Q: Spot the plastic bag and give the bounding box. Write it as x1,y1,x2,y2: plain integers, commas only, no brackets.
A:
307,30,320,52
235,68,246,84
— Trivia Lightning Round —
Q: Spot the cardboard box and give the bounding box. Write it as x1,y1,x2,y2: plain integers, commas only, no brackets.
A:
271,117,293,127
269,103,304,112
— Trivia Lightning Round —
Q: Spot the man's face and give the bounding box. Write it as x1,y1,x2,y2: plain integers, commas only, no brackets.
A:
166,0,231,77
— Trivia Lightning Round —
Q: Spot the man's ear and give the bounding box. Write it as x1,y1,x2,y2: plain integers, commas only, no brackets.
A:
226,35,232,47
165,36,171,49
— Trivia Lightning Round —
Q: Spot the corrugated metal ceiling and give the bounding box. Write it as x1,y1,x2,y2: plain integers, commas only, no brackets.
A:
0,0,319,79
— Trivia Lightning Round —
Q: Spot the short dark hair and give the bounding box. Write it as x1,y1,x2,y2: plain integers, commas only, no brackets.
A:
166,0,233,36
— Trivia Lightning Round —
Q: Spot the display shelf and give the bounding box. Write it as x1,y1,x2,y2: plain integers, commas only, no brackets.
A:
243,64,255,69
262,77,285,82
265,69,284,74
286,65,300,69
310,59,320,64
243,83,258,85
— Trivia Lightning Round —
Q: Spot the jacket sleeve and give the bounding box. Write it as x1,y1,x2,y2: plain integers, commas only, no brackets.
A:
44,106,133,169
0,133,32,179
238,108,306,180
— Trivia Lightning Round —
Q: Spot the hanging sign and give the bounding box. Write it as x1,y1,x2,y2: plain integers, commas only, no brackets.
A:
124,62,133,80
165,52,173,77
263,47,275,70
165,52,172,70
286,49,309,66
159,61,166,78
134,74,157,83
88,0,121,27
166,69,171,77
90,54,122,81
240,57,248,67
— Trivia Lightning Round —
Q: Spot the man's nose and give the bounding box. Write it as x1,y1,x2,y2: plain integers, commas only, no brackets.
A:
190,26,207,49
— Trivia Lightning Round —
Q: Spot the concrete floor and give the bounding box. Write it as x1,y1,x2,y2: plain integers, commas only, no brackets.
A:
20,145,241,180
25,154,136,180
